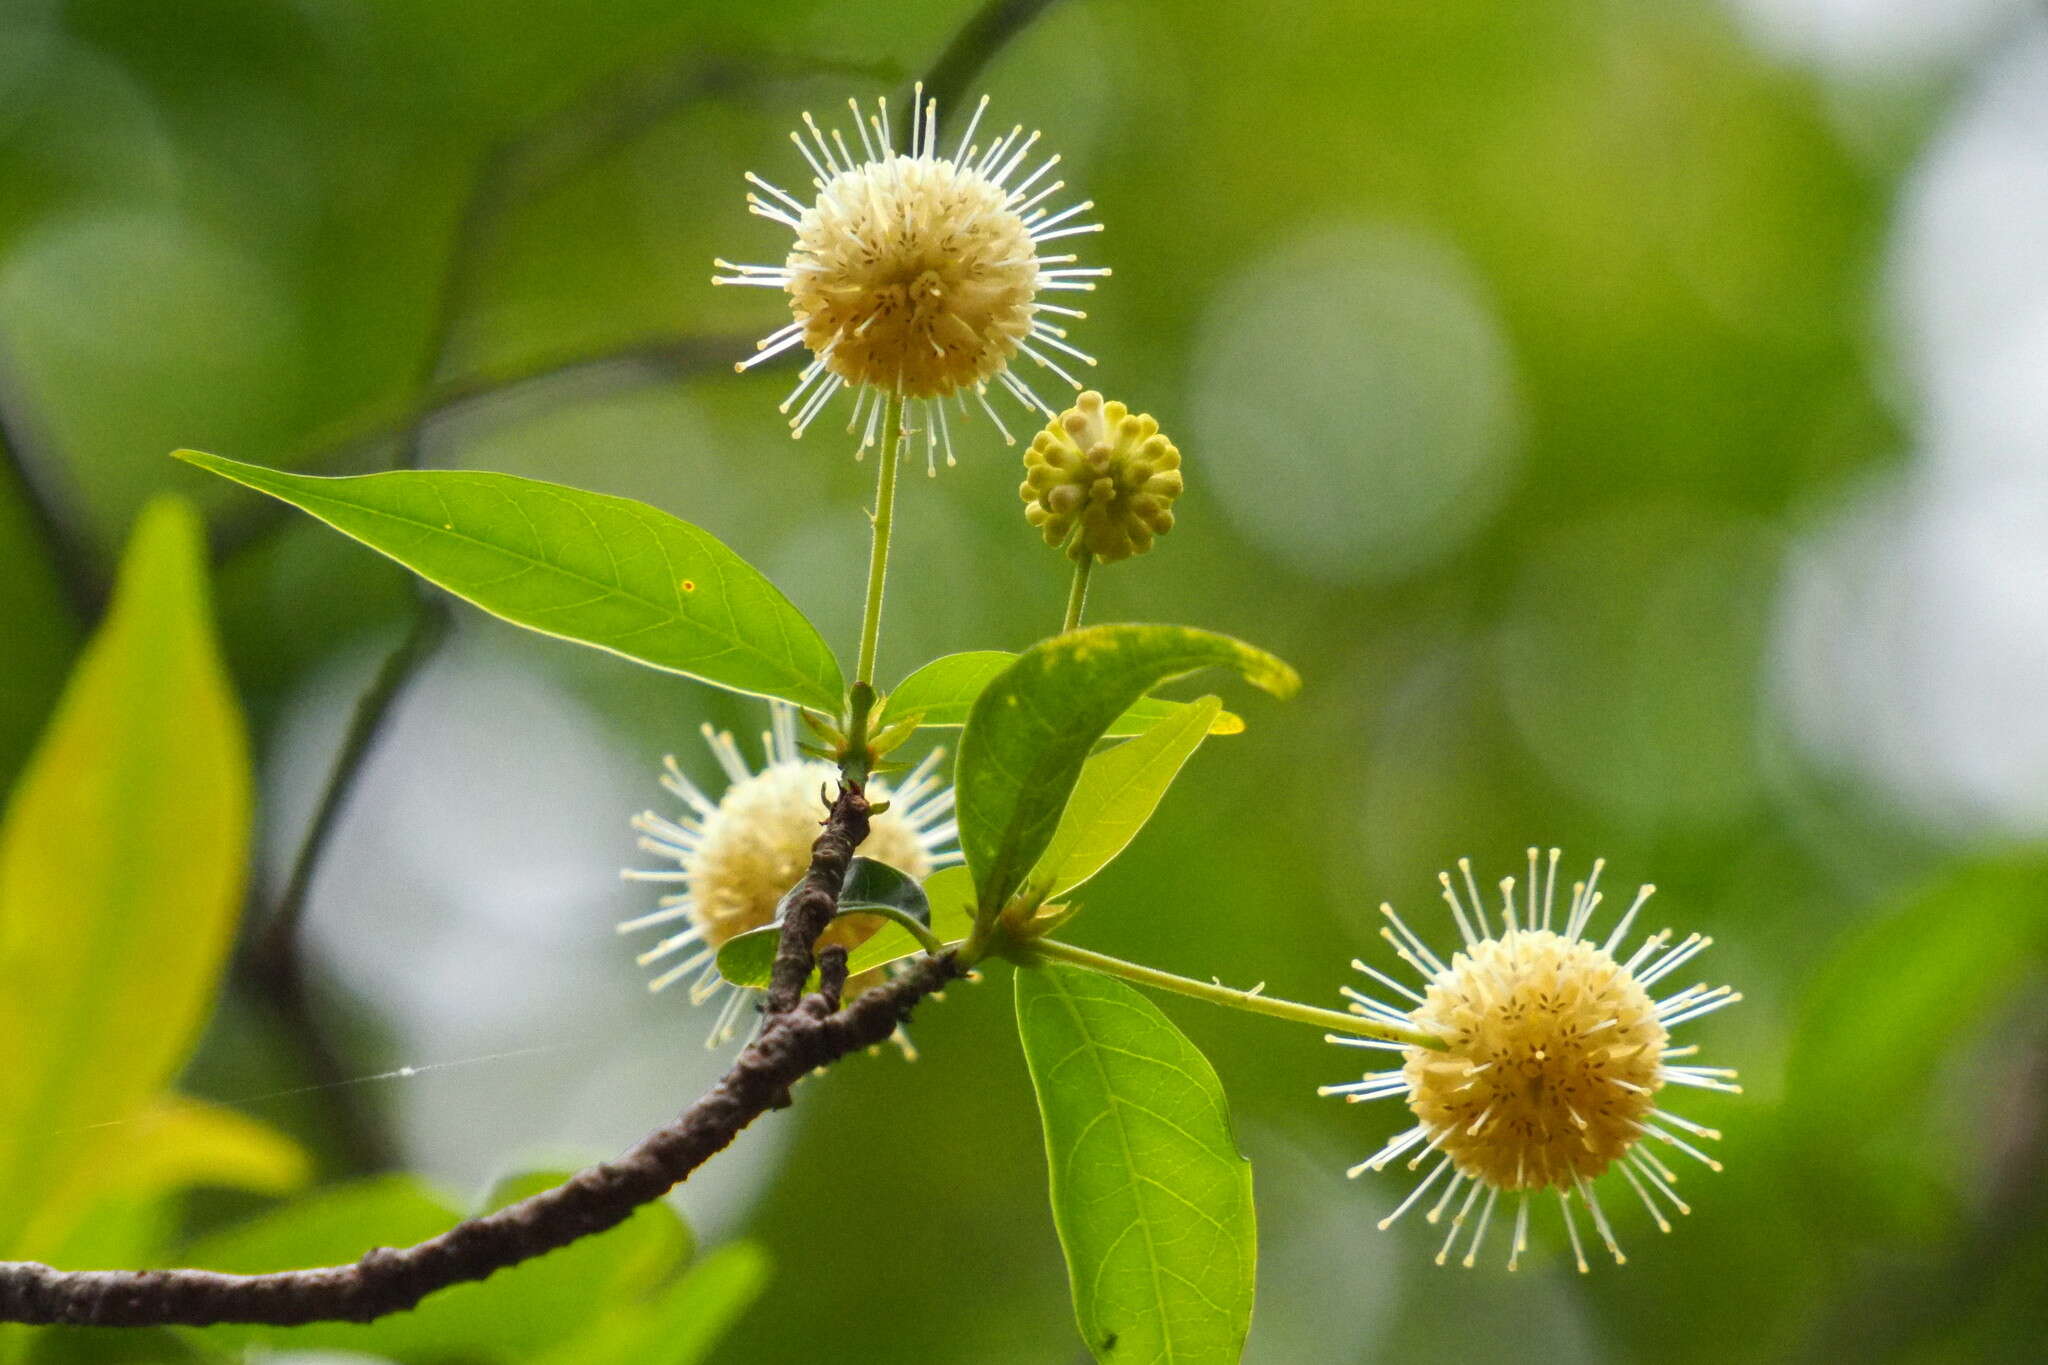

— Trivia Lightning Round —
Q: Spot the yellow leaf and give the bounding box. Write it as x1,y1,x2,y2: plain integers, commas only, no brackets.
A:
13,1096,309,1260
0,498,250,1253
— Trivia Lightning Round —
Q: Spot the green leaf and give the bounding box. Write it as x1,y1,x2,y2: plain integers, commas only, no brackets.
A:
827,863,975,985
714,856,938,989
714,923,781,990
0,498,253,1258
889,651,1245,736
179,1171,694,1362
957,626,1297,917
1027,696,1222,906
531,1242,771,1365
925,864,976,943
839,855,931,923
1015,960,1256,1365
1791,858,2048,1191
716,906,941,990
175,450,844,712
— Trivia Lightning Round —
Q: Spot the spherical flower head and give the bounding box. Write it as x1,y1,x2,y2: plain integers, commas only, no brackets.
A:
1324,853,1741,1271
789,153,1036,400
714,88,1108,471
1020,391,1183,561
685,759,934,956
1404,930,1665,1191
620,705,962,1045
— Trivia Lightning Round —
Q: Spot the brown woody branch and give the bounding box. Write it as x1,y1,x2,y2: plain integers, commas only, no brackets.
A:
765,784,870,1015
0,787,960,1328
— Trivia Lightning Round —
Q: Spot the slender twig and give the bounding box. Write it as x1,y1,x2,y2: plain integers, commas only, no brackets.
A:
238,604,451,1172
253,607,451,972
1803,995,2048,1361
916,0,1068,121
228,109,490,1170
0,342,99,619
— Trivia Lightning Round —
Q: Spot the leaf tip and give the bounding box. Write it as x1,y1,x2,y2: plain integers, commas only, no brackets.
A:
168,447,231,477
1249,654,1302,701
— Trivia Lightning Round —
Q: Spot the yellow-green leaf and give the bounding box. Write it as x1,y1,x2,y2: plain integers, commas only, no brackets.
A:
1026,696,1221,906
925,864,976,943
0,498,250,1256
957,626,1296,918
889,651,1244,736
14,1096,308,1258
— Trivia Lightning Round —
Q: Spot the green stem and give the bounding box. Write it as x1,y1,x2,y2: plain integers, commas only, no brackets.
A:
1061,550,1094,633
840,903,947,956
1022,937,1445,1050
854,392,905,690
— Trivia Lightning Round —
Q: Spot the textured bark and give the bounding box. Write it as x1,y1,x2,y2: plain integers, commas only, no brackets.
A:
764,783,868,1016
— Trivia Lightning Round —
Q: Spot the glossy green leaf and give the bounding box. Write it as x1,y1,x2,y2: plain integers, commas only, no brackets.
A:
1027,696,1222,906
888,651,1245,736
175,449,844,711
179,1171,694,1361
0,498,253,1257
1016,960,1256,1365
530,1241,771,1365
957,626,1297,917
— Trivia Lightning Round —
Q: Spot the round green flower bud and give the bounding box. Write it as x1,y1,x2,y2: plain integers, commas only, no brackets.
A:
1018,391,1183,562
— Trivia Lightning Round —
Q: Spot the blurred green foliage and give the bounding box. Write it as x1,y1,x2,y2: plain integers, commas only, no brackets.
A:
0,0,2043,1361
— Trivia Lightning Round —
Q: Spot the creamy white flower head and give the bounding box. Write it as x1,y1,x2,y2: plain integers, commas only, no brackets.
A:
619,703,961,1046
713,85,1107,472
1324,851,1741,1271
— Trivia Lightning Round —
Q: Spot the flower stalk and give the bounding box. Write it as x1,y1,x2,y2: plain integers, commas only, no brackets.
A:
1020,936,1446,1050
855,392,905,689
1062,549,1093,632
844,392,905,781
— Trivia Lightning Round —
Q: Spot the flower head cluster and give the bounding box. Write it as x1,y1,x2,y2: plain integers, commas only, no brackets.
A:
620,704,961,1046
714,86,1107,472
1325,852,1740,1270
1021,391,1183,561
